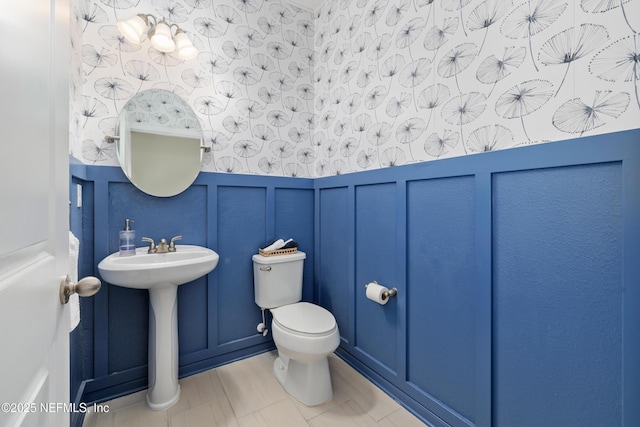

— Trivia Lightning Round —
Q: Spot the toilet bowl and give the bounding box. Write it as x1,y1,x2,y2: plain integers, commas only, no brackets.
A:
270,302,340,406
252,251,340,406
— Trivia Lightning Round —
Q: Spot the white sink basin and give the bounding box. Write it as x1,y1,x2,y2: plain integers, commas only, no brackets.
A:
98,245,219,289
97,244,219,411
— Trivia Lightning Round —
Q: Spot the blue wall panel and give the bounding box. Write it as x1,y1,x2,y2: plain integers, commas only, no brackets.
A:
275,188,315,303
106,286,148,373
70,171,97,380
177,277,209,355
69,173,95,424
318,187,350,343
71,129,639,426
354,183,398,373
406,176,476,424
316,129,639,427
72,165,314,403
106,182,209,373
107,182,208,250
216,186,268,345
492,163,623,427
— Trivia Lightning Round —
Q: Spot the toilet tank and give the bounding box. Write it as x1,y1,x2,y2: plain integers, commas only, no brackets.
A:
252,251,306,309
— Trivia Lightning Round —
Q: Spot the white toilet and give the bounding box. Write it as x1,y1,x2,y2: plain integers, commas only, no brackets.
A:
252,251,340,406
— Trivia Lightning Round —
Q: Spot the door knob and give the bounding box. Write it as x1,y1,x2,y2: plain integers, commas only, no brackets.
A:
59,275,101,304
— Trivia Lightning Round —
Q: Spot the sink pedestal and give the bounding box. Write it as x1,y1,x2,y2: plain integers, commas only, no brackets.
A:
97,245,219,411
147,284,180,410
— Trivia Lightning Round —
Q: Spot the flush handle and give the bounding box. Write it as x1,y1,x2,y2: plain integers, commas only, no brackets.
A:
260,266,272,271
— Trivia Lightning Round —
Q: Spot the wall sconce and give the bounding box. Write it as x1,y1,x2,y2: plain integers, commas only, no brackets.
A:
117,14,198,60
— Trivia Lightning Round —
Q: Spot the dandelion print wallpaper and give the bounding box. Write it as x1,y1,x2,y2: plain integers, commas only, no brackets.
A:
70,0,640,177
70,0,318,176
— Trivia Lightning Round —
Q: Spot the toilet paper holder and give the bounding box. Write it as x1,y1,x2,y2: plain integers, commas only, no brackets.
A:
365,281,397,300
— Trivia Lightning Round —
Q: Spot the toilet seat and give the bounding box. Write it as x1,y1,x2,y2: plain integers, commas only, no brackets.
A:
272,302,336,335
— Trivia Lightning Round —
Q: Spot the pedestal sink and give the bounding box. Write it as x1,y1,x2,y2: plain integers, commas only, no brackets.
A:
98,245,219,410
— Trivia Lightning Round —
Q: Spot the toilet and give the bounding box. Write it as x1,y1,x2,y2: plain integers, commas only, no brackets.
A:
252,251,340,406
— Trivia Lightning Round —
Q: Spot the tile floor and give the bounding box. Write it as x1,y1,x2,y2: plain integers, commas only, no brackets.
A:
82,351,427,427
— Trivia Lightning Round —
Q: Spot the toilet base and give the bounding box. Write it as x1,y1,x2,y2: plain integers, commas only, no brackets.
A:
273,355,333,406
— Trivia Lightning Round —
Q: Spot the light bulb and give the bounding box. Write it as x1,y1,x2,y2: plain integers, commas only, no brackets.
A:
149,21,175,52
175,31,198,60
117,15,148,44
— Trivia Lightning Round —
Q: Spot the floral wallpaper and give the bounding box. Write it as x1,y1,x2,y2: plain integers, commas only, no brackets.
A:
119,88,203,137
70,0,317,176
70,0,640,177
310,0,640,174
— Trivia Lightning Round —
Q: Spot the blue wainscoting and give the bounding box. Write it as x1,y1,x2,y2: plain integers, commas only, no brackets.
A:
492,163,624,426
70,129,639,427
406,176,476,424
69,164,314,405
315,129,640,427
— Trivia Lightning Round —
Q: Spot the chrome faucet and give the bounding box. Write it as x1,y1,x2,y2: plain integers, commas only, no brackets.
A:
169,236,182,252
141,236,183,253
141,237,156,253
156,239,169,253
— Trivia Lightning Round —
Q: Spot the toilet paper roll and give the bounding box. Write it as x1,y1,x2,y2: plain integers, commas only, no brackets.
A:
366,282,389,305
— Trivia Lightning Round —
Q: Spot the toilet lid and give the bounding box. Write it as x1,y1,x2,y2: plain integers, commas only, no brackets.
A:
272,302,336,335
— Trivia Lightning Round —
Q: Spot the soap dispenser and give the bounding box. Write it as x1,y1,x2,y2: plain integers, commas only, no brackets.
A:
119,219,136,256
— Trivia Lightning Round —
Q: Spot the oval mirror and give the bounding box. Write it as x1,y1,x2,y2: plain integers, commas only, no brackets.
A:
115,89,204,197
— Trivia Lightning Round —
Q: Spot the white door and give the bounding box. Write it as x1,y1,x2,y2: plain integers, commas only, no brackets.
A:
0,0,71,426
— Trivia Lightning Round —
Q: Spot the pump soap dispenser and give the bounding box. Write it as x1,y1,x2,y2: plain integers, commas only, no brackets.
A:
119,219,136,256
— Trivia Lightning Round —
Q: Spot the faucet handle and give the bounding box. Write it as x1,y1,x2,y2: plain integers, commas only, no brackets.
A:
141,237,156,253
169,235,183,252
